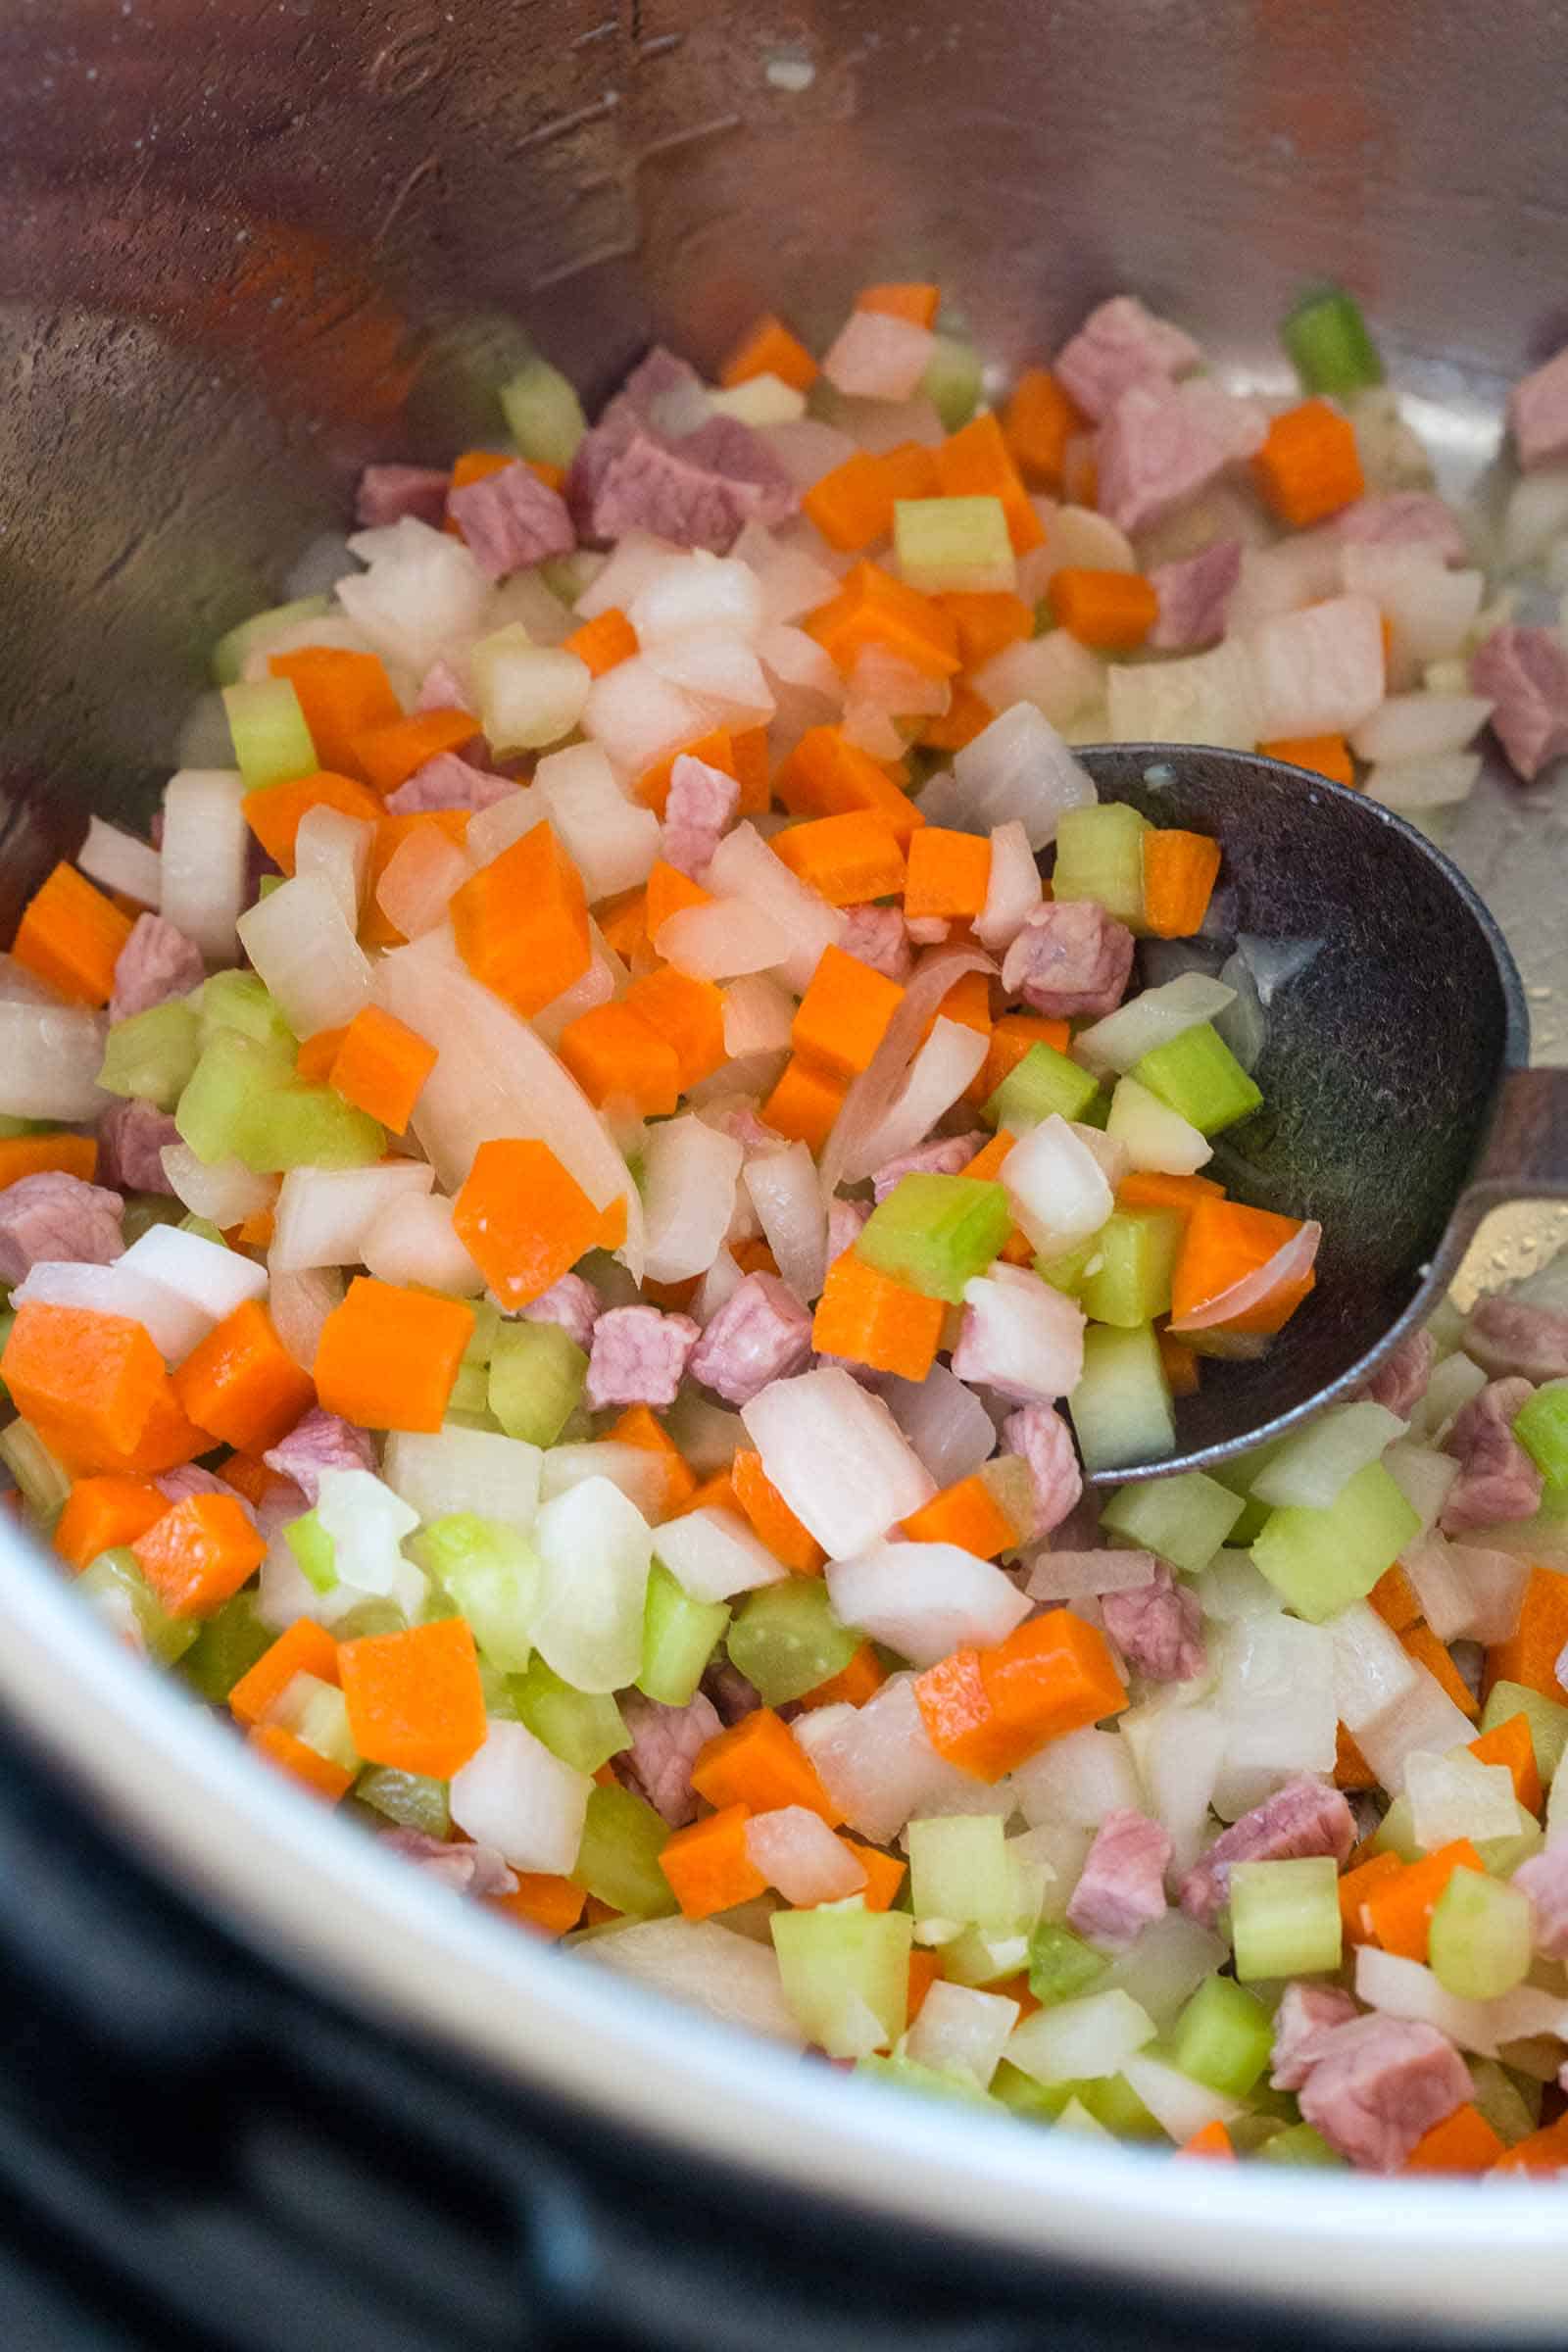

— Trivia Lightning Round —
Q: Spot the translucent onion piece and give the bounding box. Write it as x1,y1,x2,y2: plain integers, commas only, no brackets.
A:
818,944,996,1199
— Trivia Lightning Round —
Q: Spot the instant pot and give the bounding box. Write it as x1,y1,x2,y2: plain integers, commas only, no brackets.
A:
2,1,1568,2342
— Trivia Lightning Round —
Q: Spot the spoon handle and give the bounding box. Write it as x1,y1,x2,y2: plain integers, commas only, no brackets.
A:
1459,1065,1568,1217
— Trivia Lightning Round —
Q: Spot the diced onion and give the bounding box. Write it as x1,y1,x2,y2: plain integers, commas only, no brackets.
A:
741,1367,936,1560
77,816,161,908
819,944,996,1198
641,1114,744,1284
449,1719,590,1874
825,1541,1031,1667
270,1160,434,1275
653,1506,791,1601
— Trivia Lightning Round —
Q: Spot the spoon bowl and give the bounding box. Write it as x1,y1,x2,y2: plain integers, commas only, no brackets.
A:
1076,744,1568,1479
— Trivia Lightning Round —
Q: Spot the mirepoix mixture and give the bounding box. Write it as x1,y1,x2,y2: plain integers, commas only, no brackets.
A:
5,275,1568,2177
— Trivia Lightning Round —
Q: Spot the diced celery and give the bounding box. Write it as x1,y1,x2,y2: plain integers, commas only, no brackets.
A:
1256,2121,1346,2167
211,595,332,688
1069,1322,1177,1473
1480,1680,1568,1786
0,1302,15,1390
488,1319,587,1447
221,676,318,792
983,1041,1102,1133
198,970,298,1056
413,1512,540,1674
284,1509,338,1595
181,1590,274,1702
333,1597,409,1641
1051,803,1149,929
178,1215,227,1248
1101,1469,1245,1575
1229,1856,1343,1980
464,1300,503,1368
538,552,601,608
940,1924,1034,1986
1513,1382,1568,1484
270,1671,361,1773
356,1766,452,1839
726,1579,860,1706
477,1659,521,1719
1169,1974,1273,2097
1079,1208,1182,1328
1076,2071,1164,2140
1004,1988,1156,2084
513,1656,628,1775
121,1198,184,1246
1026,1920,1107,2006
1133,1022,1262,1136
235,1082,385,1174
771,1904,914,2057
854,2051,992,2105
855,1173,1012,1303
907,1815,1015,1932
1282,286,1384,399
1475,1805,1543,1883
1371,1791,1422,1863
446,1361,492,1417
1251,1461,1421,1621
1429,1865,1533,2001
1468,2057,1540,2147
894,495,1015,595
75,1548,199,1665
921,334,984,431
498,354,588,468
571,1783,676,1917
637,1561,730,1706
98,1000,202,1110
175,1029,286,1164
1054,2095,1112,2137
1035,1237,1099,1297
0,1115,46,1140
991,2059,1075,2121
0,1418,72,1520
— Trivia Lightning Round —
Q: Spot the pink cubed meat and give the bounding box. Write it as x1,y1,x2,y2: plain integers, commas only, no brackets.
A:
999,1402,1083,1537
1101,1560,1207,1682
1465,1295,1568,1385
155,1462,256,1519
839,904,914,984
1001,901,1135,1019
588,431,786,554
355,464,450,529
0,1172,123,1284
870,1132,988,1203
1149,538,1242,652
585,1305,701,1411
1298,2014,1470,2173
1179,1777,1354,1928
1440,1376,1543,1533
1470,625,1568,781
688,1271,813,1405
662,755,740,879
384,753,512,815
1065,1808,1173,1949
951,1265,1085,1404
1269,1982,1360,2091
97,1100,180,1195
263,1407,378,1506
414,659,472,713
380,1828,517,1895
1054,296,1201,423
447,461,574,581
703,1661,762,1725
1356,1328,1437,1417
1513,1846,1568,1959
1509,346,1568,472
521,1272,602,1354
1097,379,1259,536
1336,493,1468,565
615,1690,723,1827
109,912,205,1023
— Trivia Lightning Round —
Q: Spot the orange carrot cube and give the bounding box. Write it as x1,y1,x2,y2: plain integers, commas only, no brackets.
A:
451,1138,606,1311
337,1616,489,1780
312,1275,474,1432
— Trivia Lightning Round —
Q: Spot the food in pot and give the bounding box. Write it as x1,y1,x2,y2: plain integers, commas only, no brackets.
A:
3,275,1567,2177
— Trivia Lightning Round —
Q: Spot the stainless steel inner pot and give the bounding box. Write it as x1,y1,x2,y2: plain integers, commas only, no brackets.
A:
3,0,1568,2331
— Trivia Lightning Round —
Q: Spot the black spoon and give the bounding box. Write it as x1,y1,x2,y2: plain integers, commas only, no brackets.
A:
1074,744,1568,1481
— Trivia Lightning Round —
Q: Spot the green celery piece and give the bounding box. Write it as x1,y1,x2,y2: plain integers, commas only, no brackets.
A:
939,1924,1033,1987
991,2060,1074,2122
1429,1865,1532,2001
476,1659,521,1719
1251,1460,1421,1621
1169,1974,1274,2097
1282,286,1385,399
446,1361,491,1417
1370,1791,1421,1863
178,1215,227,1247
0,1417,71,1519
181,1590,274,1702
1036,1237,1099,1296
854,2052,991,2105
98,1000,202,1109
1480,1681,1568,1786
464,1300,503,1368
1468,2057,1541,2147
198,970,298,1056
0,1302,14,1395
175,1029,289,1165
983,1040,1101,1133
356,1767,452,1839
1026,1920,1107,2006
1079,1208,1182,1328
233,1081,385,1174
1257,2121,1346,2168
488,1319,587,1446
726,1578,860,1707
893,495,1013,594
1076,2072,1164,2140
221,676,318,792
1133,1022,1262,1137
855,1173,1012,1303
637,1560,730,1706
513,1656,628,1774
571,1784,676,1917
1229,1856,1343,1981
1069,1322,1176,1475
1051,803,1149,928
284,1509,338,1595
907,1815,1015,1931
270,1671,360,1771
211,595,331,688
121,1198,185,1246
1513,1383,1568,1484
771,1905,913,2056
333,1597,408,1641
414,1512,540,1675
1101,1469,1245,1575
498,355,588,468
921,334,984,432
0,1115,47,1139
538,553,602,607
75,1548,199,1665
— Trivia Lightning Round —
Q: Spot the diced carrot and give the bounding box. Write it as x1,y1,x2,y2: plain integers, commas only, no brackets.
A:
232,1205,275,1250
906,1945,943,2025
313,1275,474,1432
641,1275,702,1313
718,314,818,393
228,1617,339,1729
730,1239,780,1278
243,769,385,873
172,1298,316,1455
857,281,940,327
935,412,1044,554
773,724,926,846
881,440,943,504
659,1801,766,1920
938,590,1034,670
337,1617,488,1779
1334,1721,1378,1790
797,1642,885,1709
1484,1564,1568,1701
361,808,471,948
976,1015,1072,1102
1062,432,1099,509
269,647,402,782
1258,734,1355,790
961,1130,1017,1183
903,1472,1020,1559
915,1609,1127,1783
1364,1838,1485,1962
729,725,772,817
919,680,994,754
449,820,590,1017
132,1493,268,1619
1142,828,1223,940
1369,1562,1422,1635
730,1448,826,1575
1050,568,1159,651
811,1251,946,1382
1252,399,1365,528
327,1004,438,1135
218,1450,285,1509
557,1000,680,1117
451,1138,605,1312
1469,1711,1544,1815
904,826,993,921
295,1025,348,1083
492,1873,588,1937
249,1721,355,1803
1157,1330,1201,1396
998,1228,1035,1267
53,1474,168,1569
11,863,134,1007
791,944,906,1085
0,1132,98,1187
1170,1198,1316,1336
1338,1848,1402,1945
1115,1169,1226,1221
597,885,649,964
104,1382,213,1480
770,810,908,906
760,1056,848,1154
670,1467,738,1519
620,964,727,1093
635,725,739,817
930,970,994,1046
0,1303,204,1478
1402,2102,1507,2176
581,1895,622,1928
1401,1622,1480,1720
690,1709,843,1825
355,708,478,796
1003,368,1085,492
805,563,961,684
1490,2114,1568,2177
645,858,712,940
1178,2121,1236,2162
804,451,904,554
607,1404,699,1519
845,1840,907,1912
563,606,638,678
